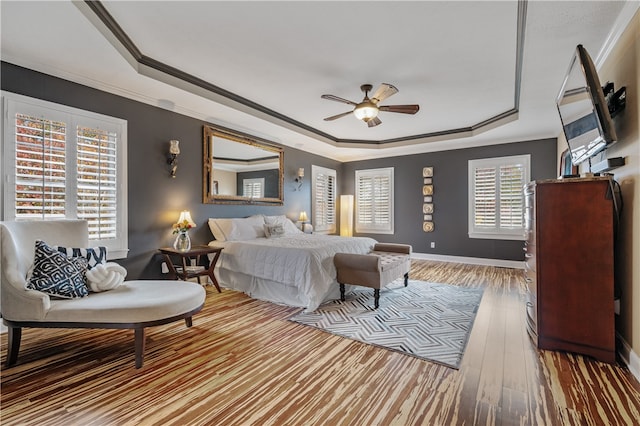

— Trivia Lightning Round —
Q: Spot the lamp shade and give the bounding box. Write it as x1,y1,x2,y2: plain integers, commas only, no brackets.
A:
340,194,354,237
178,210,196,227
169,140,180,155
299,211,309,222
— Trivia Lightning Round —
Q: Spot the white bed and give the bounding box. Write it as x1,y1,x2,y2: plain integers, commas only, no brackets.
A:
207,215,376,311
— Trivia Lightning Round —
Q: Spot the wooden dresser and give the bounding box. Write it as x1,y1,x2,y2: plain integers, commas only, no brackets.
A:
524,177,616,363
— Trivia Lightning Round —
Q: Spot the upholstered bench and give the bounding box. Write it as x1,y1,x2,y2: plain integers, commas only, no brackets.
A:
334,243,412,309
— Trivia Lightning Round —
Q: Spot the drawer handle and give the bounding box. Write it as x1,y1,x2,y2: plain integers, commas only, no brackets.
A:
526,302,534,308
524,277,533,283
524,253,533,258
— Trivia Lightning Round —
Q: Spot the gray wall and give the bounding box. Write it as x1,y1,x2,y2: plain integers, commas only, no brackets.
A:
2,61,557,276
1,62,340,279
342,139,558,260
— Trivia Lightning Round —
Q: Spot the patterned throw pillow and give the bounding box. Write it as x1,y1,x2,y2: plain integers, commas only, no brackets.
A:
53,245,107,270
27,240,89,299
263,223,286,238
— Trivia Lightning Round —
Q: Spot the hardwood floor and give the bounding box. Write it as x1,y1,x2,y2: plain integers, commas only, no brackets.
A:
2,260,639,425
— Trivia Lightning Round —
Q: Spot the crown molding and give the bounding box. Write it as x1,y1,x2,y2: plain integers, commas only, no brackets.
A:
73,0,529,148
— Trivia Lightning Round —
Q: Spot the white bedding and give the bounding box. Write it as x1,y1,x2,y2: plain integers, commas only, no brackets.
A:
209,234,376,311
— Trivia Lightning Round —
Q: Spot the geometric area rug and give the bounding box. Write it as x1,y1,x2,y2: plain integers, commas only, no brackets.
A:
289,279,484,369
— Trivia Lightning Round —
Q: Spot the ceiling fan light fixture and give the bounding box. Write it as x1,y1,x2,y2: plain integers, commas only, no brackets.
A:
353,102,379,121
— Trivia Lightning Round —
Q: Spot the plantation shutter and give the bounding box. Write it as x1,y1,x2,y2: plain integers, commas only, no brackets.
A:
3,92,129,258
473,166,497,229
242,178,264,198
14,114,67,219
76,126,118,240
499,164,525,229
355,167,394,234
311,165,336,234
468,155,530,240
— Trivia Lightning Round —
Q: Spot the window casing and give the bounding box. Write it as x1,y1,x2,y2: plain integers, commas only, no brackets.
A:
355,167,394,234
468,154,530,240
311,165,336,234
2,92,128,259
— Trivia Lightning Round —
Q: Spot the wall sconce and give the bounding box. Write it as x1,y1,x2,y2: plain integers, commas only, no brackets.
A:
168,140,180,178
340,194,354,237
294,168,304,190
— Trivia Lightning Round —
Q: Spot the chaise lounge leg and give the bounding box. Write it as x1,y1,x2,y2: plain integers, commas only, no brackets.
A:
374,289,380,309
404,272,409,287
134,328,145,369
185,317,193,327
340,283,346,301
6,326,22,367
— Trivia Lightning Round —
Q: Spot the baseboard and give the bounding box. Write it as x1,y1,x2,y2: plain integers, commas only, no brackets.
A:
617,333,640,383
412,252,525,269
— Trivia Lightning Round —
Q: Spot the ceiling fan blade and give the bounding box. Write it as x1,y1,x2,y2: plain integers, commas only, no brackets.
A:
378,104,420,114
367,116,382,127
371,83,399,104
324,111,354,121
321,94,358,106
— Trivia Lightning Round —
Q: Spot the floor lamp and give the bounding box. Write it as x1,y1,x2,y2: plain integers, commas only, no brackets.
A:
340,194,354,237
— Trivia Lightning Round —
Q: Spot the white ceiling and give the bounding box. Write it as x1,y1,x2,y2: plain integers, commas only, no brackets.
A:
1,1,635,162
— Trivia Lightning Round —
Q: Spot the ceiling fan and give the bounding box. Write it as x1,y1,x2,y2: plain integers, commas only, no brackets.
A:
321,83,419,127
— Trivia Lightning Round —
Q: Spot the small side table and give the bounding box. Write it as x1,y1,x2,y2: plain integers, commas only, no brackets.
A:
159,245,223,292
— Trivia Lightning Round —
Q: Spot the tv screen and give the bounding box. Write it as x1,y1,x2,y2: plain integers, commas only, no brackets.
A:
556,44,616,165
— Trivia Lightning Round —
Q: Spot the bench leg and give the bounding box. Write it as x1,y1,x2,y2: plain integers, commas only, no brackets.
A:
340,283,346,301
374,289,380,309
404,272,409,287
6,325,22,367
185,316,193,327
134,328,145,369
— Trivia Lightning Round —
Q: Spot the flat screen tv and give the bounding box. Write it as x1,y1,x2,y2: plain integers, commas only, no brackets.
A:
556,44,617,165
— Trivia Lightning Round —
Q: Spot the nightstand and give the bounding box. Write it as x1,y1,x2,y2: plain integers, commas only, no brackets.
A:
159,245,223,292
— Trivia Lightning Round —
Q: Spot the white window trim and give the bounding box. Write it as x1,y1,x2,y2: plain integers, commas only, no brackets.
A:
468,154,530,241
355,167,394,235
2,91,128,259
311,165,336,234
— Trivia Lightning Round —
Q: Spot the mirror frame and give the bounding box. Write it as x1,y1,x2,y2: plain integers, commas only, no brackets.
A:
203,125,284,205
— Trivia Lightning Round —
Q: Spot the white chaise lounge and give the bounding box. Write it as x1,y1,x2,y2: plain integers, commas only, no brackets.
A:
0,220,206,368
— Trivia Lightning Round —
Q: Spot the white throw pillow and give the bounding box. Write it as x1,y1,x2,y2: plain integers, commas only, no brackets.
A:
210,216,266,241
264,215,302,235
85,262,127,292
208,219,227,242
264,223,286,238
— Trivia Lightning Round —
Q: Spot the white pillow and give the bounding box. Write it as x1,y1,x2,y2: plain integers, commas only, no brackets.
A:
208,219,227,242
85,262,127,292
264,215,302,235
209,216,266,241
264,223,285,238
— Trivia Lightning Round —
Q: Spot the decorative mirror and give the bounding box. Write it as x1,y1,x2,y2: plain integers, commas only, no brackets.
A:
203,125,284,205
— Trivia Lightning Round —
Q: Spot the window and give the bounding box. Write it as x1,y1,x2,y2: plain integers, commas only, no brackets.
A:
311,165,336,234
2,92,128,259
468,154,530,240
242,178,264,198
355,167,394,234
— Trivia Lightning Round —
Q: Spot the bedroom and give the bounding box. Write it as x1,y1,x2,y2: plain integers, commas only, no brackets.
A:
1,1,640,424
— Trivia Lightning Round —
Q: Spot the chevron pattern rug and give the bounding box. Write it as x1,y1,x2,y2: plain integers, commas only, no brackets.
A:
289,279,484,369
